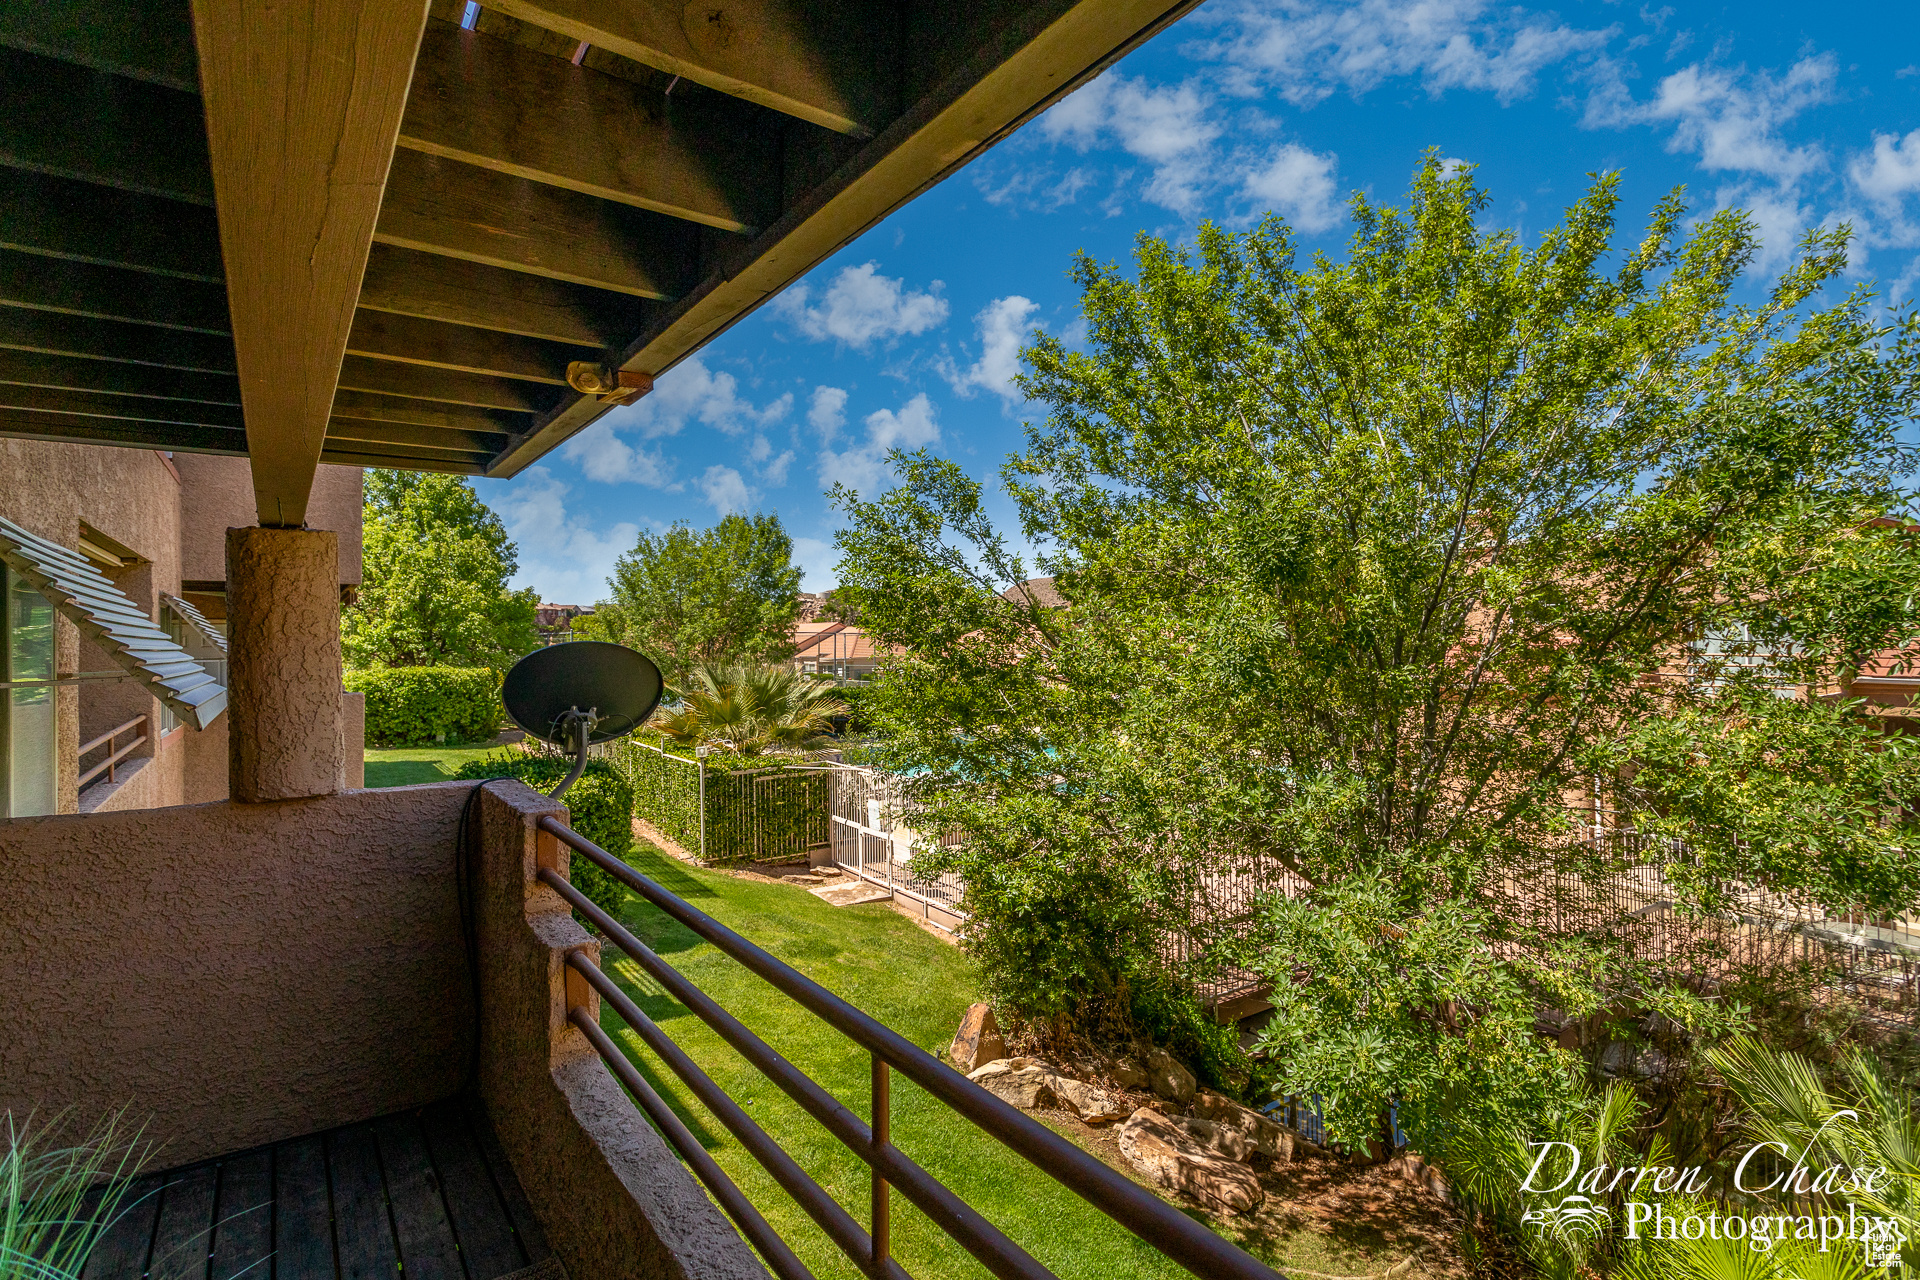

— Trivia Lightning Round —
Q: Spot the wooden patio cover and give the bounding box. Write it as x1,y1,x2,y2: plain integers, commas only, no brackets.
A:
0,0,1198,526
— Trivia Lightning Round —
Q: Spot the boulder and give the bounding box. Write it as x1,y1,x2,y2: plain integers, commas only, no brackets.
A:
966,1057,1058,1109
1117,1108,1265,1216
1140,1044,1196,1104
1109,1056,1150,1090
1049,1076,1131,1124
1190,1090,1293,1163
949,1003,1007,1073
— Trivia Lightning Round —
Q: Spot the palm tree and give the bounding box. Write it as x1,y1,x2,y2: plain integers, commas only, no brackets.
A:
650,664,848,755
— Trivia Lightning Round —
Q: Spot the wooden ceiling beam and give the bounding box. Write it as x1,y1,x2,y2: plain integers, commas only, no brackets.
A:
346,310,573,385
332,388,530,435
190,0,433,527
0,169,223,282
400,19,775,234
0,0,200,93
0,349,239,405
377,148,698,299
0,310,236,375
481,0,892,137
0,249,230,335
324,417,510,454
0,382,243,428
0,47,213,205
318,446,483,475
358,243,640,349
336,354,559,412
0,407,247,455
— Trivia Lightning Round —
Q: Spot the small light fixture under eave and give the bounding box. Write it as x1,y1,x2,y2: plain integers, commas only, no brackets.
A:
566,362,654,406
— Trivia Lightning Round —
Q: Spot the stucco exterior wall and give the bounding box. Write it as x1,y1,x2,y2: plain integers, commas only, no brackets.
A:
175,455,363,586
0,783,473,1166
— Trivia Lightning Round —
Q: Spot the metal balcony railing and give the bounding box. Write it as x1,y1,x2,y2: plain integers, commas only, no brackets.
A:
78,714,148,789
536,816,1284,1280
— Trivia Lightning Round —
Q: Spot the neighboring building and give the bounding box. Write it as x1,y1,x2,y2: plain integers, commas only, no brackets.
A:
0,442,362,816
535,602,593,644
1002,575,1067,609
791,618,881,684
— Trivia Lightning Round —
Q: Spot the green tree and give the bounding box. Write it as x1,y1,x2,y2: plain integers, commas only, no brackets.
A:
832,160,1920,1146
344,471,538,669
604,514,801,683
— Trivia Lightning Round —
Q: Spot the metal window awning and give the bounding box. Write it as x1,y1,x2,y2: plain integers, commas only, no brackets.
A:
161,592,227,654
0,518,227,730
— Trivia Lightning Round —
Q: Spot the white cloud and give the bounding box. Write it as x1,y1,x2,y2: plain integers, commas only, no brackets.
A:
1587,54,1837,185
1242,144,1343,232
790,536,838,590
1851,129,1920,209
772,262,949,348
976,164,1097,211
808,385,849,442
1197,0,1616,106
941,296,1038,405
1040,72,1221,213
590,356,791,440
697,465,756,515
487,467,638,605
560,424,675,487
817,393,941,496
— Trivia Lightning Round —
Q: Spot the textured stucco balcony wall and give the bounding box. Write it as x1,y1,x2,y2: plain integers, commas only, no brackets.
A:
0,782,473,1166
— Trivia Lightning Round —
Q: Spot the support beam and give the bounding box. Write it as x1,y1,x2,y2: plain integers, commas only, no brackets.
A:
0,47,213,204
226,528,344,800
482,0,891,136
0,407,247,455
0,0,200,92
191,0,432,527
377,148,698,298
0,249,230,334
318,447,483,475
346,310,572,385
358,243,640,348
336,354,558,412
400,20,774,233
0,169,223,282
0,349,239,404
0,310,236,375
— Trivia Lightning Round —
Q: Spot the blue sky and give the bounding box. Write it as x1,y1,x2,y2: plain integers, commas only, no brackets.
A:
480,0,1920,604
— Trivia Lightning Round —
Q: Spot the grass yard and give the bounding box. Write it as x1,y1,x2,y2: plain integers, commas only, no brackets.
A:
589,843,1425,1280
361,743,504,787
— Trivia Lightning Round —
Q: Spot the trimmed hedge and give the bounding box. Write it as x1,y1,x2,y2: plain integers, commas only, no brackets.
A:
610,738,827,866
346,666,501,746
453,751,633,921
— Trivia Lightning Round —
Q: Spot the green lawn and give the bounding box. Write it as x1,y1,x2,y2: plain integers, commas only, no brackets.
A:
593,843,1243,1280
361,744,504,787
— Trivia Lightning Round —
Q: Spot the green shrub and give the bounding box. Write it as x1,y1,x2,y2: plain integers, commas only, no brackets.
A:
608,738,827,865
346,666,501,746
453,751,633,921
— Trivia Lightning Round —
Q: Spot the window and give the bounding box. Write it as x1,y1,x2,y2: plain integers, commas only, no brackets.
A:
3,565,57,817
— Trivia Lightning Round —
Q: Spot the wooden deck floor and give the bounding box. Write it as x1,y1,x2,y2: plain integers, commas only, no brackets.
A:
82,1097,555,1280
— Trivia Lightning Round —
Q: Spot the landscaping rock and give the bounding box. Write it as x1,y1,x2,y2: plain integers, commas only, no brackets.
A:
1117,1108,1265,1215
1049,1076,1130,1124
1386,1152,1452,1205
1140,1044,1196,1104
1190,1090,1293,1163
966,1057,1058,1109
1109,1056,1150,1089
949,1002,1007,1074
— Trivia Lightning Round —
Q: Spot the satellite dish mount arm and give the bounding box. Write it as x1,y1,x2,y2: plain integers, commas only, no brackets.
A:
550,707,596,801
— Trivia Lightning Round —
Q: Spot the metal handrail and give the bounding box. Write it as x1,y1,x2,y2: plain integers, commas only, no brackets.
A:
78,715,148,788
537,815,1285,1280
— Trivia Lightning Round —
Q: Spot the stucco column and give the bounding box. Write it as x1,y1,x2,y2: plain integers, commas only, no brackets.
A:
226,527,342,802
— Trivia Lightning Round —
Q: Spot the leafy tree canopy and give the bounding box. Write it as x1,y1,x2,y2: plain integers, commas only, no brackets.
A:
344,471,538,669
832,159,1920,1147
603,514,802,684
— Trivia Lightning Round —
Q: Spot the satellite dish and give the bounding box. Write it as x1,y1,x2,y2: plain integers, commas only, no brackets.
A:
501,641,664,799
